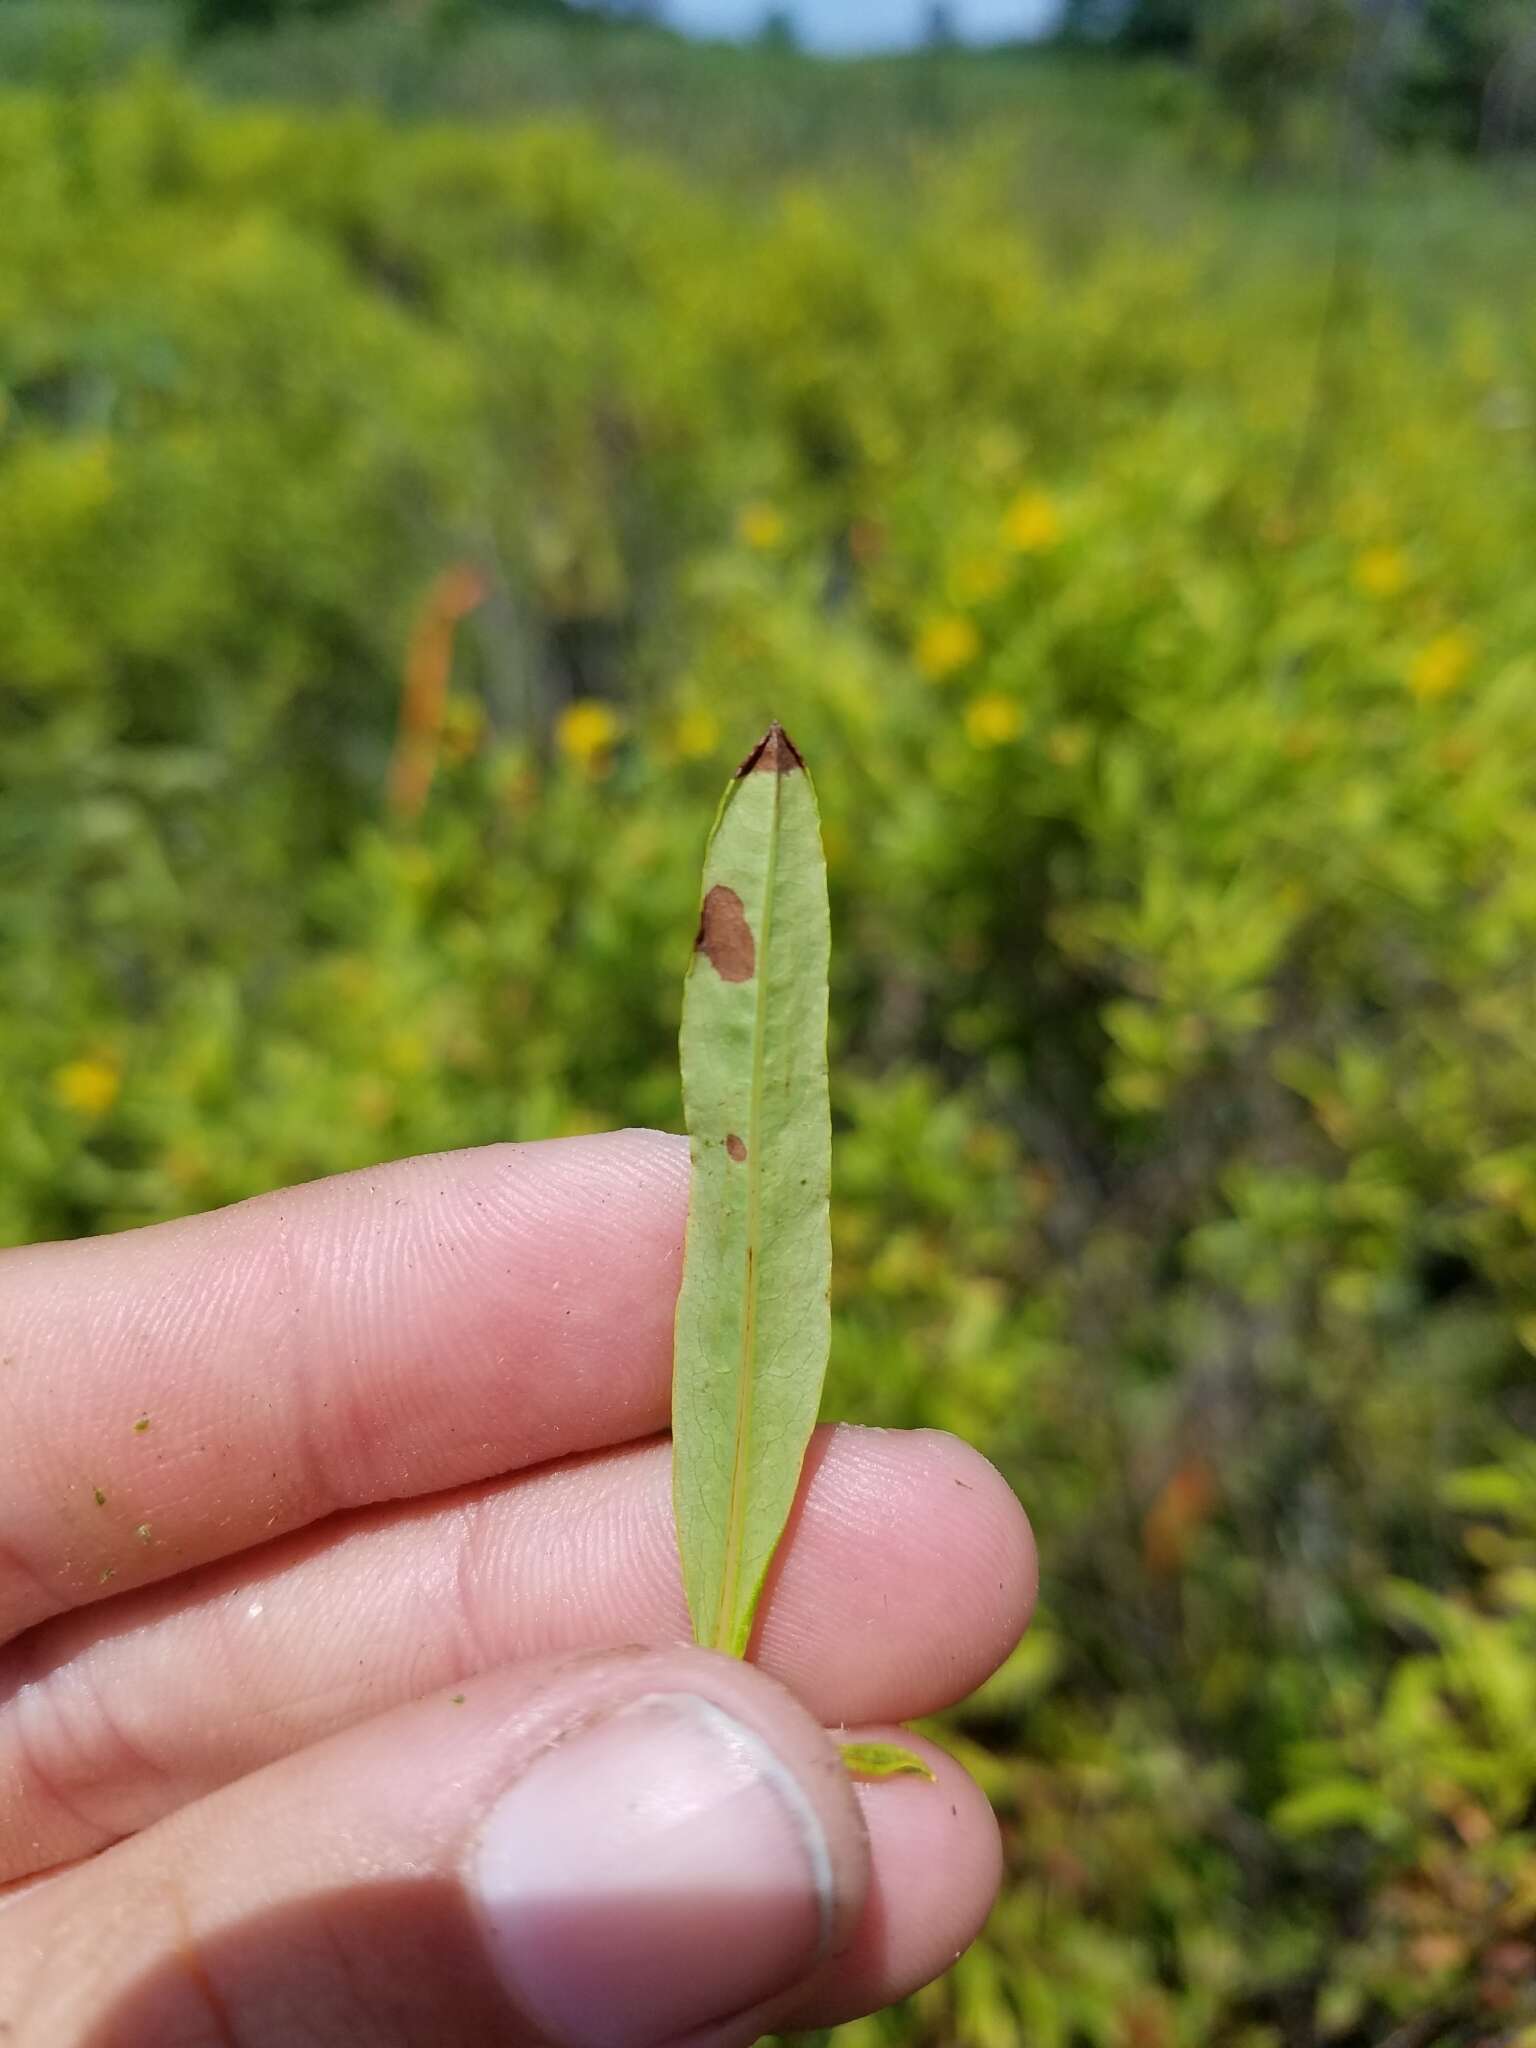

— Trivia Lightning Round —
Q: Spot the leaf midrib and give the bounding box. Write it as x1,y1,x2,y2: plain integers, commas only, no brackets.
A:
711,770,782,1653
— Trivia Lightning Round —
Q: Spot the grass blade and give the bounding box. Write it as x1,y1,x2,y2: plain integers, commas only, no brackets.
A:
672,721,831,1657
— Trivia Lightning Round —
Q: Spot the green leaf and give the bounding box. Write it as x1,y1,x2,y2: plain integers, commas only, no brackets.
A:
672,722,831,1658
1270,1777,1397,1840
1439,1462,1532,1517
838,1741,937,1782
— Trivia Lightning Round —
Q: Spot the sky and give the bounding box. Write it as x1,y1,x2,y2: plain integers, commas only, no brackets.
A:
658,0,1060,54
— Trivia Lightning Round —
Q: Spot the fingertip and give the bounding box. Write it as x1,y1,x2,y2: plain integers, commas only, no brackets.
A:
545,1127,689,1179
755,1425,1036,1720
784,1729,1003,2030
609,1126,690,1154
907,1427,1039,1638
13,1647,872,2048
465,1655,869,2047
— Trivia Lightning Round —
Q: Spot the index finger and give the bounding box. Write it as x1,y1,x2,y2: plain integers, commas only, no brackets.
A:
0,1131,688,1643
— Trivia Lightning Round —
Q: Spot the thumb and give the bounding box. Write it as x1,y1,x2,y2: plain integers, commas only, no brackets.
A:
4,1646,869,2048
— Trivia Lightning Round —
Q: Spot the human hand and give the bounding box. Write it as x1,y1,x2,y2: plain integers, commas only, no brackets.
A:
0,1130,1035,2047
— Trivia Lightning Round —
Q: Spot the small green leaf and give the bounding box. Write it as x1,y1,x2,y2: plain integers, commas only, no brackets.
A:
672,722,832,1658
1270,1777,1396,1839
839,1741,937,1783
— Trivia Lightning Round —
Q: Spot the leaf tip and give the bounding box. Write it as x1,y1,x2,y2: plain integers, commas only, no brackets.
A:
736,721,804,778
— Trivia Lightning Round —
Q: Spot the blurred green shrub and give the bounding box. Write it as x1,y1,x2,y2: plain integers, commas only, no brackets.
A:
1066,0,1536,164
2,72,1535,2047
182,0,580,38
184,0,362,41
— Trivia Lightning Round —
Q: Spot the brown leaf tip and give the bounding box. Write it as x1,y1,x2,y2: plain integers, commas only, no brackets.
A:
725,1132,747,1162
736,721,804,777
695,883,756,982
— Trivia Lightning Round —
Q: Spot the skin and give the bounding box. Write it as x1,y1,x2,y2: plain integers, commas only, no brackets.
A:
0,1129,1036,2046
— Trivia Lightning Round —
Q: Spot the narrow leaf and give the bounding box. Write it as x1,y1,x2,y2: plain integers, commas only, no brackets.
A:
672,722,831,1658
838,1742,937,1783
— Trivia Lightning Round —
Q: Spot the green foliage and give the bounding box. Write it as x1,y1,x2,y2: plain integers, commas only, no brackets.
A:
1386,0,1533,152
1070,0,1535,162
182,0,578,38
3,61,1535,2048
1072,0,1201,57
1199,0,1354,168
1270,1444,1536,2034
0,9,1205,179
184,0,361,44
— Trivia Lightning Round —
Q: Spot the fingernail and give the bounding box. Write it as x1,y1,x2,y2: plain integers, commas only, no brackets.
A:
470,1692,834,2048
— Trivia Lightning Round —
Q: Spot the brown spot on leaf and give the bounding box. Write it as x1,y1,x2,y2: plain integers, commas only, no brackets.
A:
736,720,804,777
696,884,756,981
726,1133,747,1162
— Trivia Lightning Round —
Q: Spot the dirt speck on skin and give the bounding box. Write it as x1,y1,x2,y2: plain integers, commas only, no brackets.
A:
99,1566,116,1585
726,1133,747,1162
93,1487,107,1507
135,1524,153,1544
133,1416,151,1434
450,1693,466,1705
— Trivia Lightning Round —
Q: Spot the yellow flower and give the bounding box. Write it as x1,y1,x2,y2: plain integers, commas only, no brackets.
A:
1353,545,1407,599
916,614,980,681
673,708,721,760
964,691,1022,748
53,1057,120,1117
1001,489,1061,554
737,500,785,551
556,699,622,770
947,552,1009,605
1408,628,1475,703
